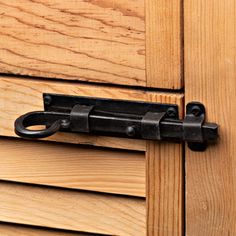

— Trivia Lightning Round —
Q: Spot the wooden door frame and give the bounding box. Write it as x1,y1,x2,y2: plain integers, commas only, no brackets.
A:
185,0,236,235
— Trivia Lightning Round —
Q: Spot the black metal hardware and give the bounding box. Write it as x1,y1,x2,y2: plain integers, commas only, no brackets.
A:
14,94,219,151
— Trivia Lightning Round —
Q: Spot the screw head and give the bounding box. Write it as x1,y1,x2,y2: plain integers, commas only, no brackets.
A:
126,126,136,137
44,95,52,106
191,105,201,116
167,107,177,118
61,119,70,129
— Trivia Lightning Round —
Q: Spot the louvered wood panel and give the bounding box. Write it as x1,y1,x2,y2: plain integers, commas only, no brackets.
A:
0,138,145,197
0,182,146,236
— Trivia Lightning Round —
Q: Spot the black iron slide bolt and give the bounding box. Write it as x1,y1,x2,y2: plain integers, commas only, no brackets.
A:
14,94,219,152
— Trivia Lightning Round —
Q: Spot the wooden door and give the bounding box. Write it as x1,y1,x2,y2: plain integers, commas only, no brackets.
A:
185,0,236,235
3,0,236,235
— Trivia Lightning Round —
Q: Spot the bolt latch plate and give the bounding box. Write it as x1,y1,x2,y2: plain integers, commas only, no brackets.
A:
14,94,219,151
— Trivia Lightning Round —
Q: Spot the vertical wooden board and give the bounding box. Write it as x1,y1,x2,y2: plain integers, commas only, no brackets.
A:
146,0,183,89
146,94,183,235
185,0,236,235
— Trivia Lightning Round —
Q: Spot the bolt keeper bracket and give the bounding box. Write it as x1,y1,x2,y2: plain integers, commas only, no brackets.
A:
14,93,219,151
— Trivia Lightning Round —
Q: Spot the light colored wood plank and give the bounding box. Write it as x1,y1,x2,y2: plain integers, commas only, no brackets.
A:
0,181,146,236
146,0,183,89
146,94,183,235
0,0,145,86
0,223,89,236
0,76,183,150
185,0,236,235
0,138,145,197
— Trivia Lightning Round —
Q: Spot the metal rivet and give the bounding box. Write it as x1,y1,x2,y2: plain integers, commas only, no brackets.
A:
167,107,177,118
191,106,201,117
126,126,136,137
44,95,52,106
61,119,70,129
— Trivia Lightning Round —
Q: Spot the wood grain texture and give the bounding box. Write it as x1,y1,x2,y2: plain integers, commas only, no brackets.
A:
0,138,145,197
0,76,183,150
146,94,183,235
0,0,145,86
146,0,183,89
0,76,146,151
0,181,146,235
0,223,91,236
185,0,236,235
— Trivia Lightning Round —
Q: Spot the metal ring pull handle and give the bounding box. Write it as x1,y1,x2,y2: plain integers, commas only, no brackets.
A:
14,111,63,139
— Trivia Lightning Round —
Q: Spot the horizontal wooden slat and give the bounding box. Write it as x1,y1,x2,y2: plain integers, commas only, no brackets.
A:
0,182,146,235
0,138,145,197
0,0,145,86
0,223,92,236
0,76,183,150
